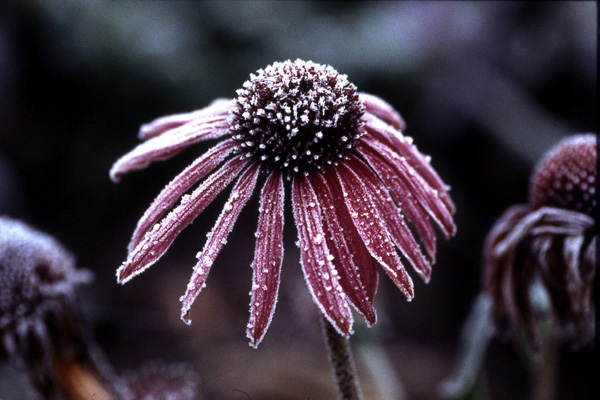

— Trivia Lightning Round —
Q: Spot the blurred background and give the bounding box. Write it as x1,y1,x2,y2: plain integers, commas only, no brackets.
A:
0,1,596,399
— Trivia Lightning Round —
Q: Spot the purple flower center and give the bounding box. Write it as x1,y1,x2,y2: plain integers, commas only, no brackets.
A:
229,60,365,175
529,134,596,216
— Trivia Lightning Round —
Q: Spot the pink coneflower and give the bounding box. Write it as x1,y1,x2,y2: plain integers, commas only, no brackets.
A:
111,59,456,348
483,134,596,347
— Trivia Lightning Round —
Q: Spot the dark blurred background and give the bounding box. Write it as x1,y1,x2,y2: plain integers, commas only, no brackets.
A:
0,2,596,399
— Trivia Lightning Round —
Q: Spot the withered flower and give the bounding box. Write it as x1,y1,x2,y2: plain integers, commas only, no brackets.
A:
0,216,113,399
483,134,596,346
111,59,456,347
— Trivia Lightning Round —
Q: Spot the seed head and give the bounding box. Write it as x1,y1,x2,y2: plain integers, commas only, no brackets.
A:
229,59,365,175
529,134,596,216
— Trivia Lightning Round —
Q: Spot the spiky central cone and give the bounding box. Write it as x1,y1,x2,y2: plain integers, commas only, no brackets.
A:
229,60,365,174
529,135,596,216
0,265,42,330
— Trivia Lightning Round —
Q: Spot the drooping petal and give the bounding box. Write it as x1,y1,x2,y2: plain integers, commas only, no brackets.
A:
482,205,531,324
116,156,249,283
311,171,377,325
180,163,260,325
247,171,285,347
292,174,354,336
321,170,379,303
363,114,455,214
359,93,406,131
110,115,230,182
360,135,455,239
138,99,233,140
356,145,437,261
347,155,432,282
127,139,237,253
335,162,414,300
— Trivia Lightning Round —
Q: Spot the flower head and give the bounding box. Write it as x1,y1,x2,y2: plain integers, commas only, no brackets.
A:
0,216,97,398
483,134,596,347
111,59,456,347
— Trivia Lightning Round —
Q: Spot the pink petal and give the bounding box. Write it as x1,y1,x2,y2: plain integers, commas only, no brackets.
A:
321,170,379,303
127,139,237,253
335,162,414,300
347,155,432,282
311,171,377,325
110,115,230,182
364,114,455,214
247,171,285,347
292,174,354,336
139,99,233,140
359,135,456,239
116,156,249,283
356,143,437,262
359,93,406,131
180,163,260,325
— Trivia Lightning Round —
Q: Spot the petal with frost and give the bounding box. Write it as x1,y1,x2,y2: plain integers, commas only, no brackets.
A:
110,115,230,181
128,139,237,253
247,171,285,347
139,99,233,140
360,135,455,238
335,162,414,300
292,175,354,336
348,155,432,282
359,93,406,131
321,170,379,303
357,142,437,261
180,164,260,324
364,115,455,214
311,171,377,325
116,156,249,283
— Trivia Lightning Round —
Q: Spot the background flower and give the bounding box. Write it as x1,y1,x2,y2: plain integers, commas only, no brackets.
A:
0,217,113,400
483,134,596,347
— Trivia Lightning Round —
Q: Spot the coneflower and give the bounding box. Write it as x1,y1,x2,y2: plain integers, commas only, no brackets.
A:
0,216,115,400
111,59,456,399
483,134,596,347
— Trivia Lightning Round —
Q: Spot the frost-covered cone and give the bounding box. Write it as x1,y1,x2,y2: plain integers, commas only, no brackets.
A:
0,216,109,399
110,59,456,347
483,134,596,347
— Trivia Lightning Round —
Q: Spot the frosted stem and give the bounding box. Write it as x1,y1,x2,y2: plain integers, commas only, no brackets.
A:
321,315,364,400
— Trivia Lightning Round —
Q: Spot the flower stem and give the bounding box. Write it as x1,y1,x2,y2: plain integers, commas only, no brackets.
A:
54,356,114,400
532,328,559,400
321,315,364,400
